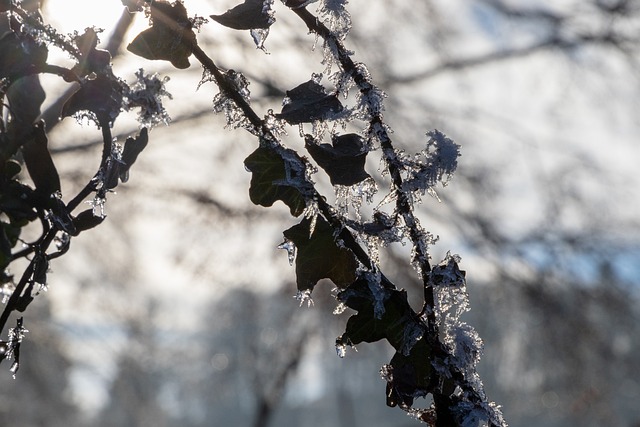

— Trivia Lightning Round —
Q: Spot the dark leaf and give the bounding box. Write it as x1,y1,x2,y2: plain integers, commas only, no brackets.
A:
0,31,48,81
282,0,318,8
337,280,413,349
68,28,112,80
71,209,106,236
119,128,149,182
385,339,434,408
305,133,370,186
244,146,307,216
127,0,195,69
7,76,46,126
0,224,12,271
283,216,358,292
61,74,124,124
276,80,344,124
0,181,37,222
337,277,433,407
21,121,61,197
210,0,274,30
3,160,22,180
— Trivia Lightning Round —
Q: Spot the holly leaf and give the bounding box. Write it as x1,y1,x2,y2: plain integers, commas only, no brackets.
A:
283,216,358,292
127,0,196,69
211,0,274,30
244,146,307,216
276,80,344,124
305,133,370,186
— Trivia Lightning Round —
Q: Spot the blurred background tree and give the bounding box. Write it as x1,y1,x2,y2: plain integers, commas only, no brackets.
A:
1,0,638,426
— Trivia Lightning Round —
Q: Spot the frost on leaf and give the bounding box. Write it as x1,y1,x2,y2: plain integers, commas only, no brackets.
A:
277,238,296,265
430,252,469,323
124,69,172,128
402,130,461,199
61,75,125,126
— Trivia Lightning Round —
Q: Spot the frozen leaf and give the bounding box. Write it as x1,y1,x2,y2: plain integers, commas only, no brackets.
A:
276,80,344,124
305,133,370,186
61,74,125,125
127,0,196,69
244,146,308,216
125,70,172,128
210,0,275,30
283,216,358,292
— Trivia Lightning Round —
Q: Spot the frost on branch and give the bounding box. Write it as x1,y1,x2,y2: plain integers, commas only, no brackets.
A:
318,0,352,41
211,69,256,133
0,318,28,377
429,253,508,427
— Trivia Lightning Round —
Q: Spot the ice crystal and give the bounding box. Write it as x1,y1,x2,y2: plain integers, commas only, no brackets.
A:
400,322,425,356
318,0,352,41
295,289,314,307
251,28,270,51
431,252,469,322
277,239,296,265
335,341,347,358
189,15,209,31
212,70,256,133
89,194,106,218
402,130,460,198
1,282,15,304
365,270,387,319
334,177,377,218
125,69,172,128
332,301,347,315
262,109,287,140
453,401,508,427
6,318,28,378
